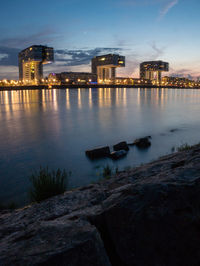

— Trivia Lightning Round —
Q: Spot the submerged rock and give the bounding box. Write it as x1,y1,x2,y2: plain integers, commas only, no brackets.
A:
134,136,151,149
170,128,179,133
110,150,127,160
85,146,110,159
113,141,129,151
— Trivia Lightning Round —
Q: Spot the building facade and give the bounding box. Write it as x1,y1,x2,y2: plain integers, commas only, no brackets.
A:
115,77,152,86
162,76,196,87
140,61,169,83
48,72,97,85
19,45,54,84
91,54,125,83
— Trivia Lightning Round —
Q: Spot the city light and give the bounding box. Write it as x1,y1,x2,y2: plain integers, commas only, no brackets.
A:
0,50,200,88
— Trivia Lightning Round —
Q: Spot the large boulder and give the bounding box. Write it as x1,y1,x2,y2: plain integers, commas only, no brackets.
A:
91,179,200,266
85,146,110,159
113,141,129,151
134,136,151,149
0,219,111,266
2,144,200,265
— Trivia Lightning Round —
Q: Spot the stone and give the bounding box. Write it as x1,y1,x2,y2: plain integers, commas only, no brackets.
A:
170,128,179,133
0,219,111,266
113,141,129,151
171,160,185,169
1,144,200,265
85,146,110,159
134,136,151,149
91,180,200,266
110,150,127,160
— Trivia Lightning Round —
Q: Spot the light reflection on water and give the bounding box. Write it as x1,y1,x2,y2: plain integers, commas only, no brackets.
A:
1,87,200,206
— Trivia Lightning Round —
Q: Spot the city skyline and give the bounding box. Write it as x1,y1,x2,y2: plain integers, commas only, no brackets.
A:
0,0,200,79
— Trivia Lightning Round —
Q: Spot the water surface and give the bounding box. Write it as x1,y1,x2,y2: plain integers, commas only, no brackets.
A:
1,88,200,205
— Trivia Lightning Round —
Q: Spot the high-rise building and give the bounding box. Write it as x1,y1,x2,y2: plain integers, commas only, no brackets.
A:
140,61,169,83
18,45,54,84
91,54,125,83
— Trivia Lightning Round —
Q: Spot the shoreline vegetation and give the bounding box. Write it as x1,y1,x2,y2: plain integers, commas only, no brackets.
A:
1,84,200,91
1,142,200,264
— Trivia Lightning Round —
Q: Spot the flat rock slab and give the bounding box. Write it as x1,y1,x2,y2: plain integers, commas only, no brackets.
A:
0,219,111,266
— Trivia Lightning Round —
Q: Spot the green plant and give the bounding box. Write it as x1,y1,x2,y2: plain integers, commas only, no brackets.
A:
115,166,119,174
102,165,112,179
177,143,192,152
29,167,68,202
171,146,175,153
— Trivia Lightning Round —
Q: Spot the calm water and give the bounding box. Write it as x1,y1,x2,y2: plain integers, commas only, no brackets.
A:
1,87,200,206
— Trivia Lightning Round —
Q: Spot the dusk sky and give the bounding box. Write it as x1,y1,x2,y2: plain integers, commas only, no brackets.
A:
1,0,200,79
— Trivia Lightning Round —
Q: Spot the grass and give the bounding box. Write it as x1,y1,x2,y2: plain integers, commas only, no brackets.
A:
29,167,68,203
101,165,120,180
177,143,192,152
102,165,112,179
171,142,200,153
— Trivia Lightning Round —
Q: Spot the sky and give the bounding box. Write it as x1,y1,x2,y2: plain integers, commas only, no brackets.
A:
0,0,200,79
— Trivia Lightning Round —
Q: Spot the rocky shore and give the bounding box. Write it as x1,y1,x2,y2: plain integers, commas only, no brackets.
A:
1,145,200,265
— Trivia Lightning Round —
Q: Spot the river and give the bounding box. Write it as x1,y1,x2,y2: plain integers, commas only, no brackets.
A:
1,87,200,205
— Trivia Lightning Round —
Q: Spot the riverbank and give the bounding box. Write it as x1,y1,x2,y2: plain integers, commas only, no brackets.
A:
1,144,200,265
0,84,200,91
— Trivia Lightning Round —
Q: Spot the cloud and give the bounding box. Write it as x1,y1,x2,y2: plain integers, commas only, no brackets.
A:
150,42,166,59
54,47,123,67
116,0,165,7
159,0,178,19
0,47,20,66
0,54,8,60
0,66,18,79
169,68,197,79
0,46,123,78
0,29,58,49
116,0,178,19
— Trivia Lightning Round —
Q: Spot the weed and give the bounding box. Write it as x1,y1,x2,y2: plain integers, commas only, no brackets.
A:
177,143,192,152
29,167,68,203
102,165,112,179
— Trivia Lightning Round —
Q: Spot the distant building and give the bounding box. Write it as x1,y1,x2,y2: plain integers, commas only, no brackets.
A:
19,45,54,84
48,72,97,85
162,76,196,87
91,54,125,83
140,61,169,83
115,77,152,86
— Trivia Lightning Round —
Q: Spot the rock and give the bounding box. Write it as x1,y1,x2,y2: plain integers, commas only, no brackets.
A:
134,136,151,149
86,146,110,159
110,150,127,160
171,160,185,169
91,179,200,266
113,141,129,151
2,144,200,265
170,128,179,133
0,219,111,266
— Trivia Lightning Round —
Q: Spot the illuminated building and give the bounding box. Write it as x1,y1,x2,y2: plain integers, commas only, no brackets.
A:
91,54,125,83
18,45,54,84
162,76,196,87
140,61,169,83
115,77,152,86
48,72,97,85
